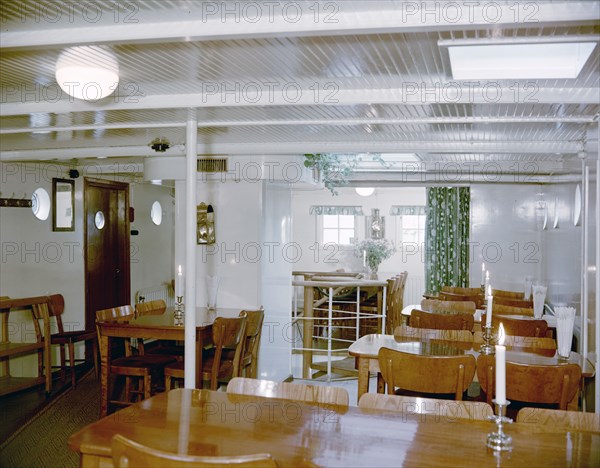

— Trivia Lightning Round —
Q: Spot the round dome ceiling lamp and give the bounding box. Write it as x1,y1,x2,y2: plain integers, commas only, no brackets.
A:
355,187,375,197
55,46,119,101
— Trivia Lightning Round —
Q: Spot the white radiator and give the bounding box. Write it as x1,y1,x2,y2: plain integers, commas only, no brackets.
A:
135,283,175,307
404,276,425,306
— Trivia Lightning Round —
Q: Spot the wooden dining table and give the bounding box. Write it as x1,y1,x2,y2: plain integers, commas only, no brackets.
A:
348,333,595,404
96,307,240,417
69,388,600,467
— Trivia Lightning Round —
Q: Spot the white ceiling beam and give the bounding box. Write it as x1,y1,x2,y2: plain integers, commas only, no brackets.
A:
2,86,598,116
2,115,595,135
3,2,597,49
0,140,582,161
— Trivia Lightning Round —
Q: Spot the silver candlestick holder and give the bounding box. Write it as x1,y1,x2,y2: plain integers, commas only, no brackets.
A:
480,325,495,355
174,295,184,326
487,400,512,451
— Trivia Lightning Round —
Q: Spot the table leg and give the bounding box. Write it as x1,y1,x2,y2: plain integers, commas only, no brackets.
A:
99,333,110,417
377,373,385,394
356,357,370,404
303,286,314,379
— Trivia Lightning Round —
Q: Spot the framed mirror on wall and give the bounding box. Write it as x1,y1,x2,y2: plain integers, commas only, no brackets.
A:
52,178,75,231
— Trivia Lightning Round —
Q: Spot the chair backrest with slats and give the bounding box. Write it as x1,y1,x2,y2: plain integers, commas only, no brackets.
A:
111,434,277,468
135,299,167,317
516,407,600,432
492,303,534,316
482,314,548,337
394,324,473,343
410,309,474,332
95,305,136,355
441,286,482,296
493,297,534,308
439,290,483,308
211,314,247,384
378,347,476,400
239,309,265,377
477,355,581,409
492,289,525,300
358,393,493,421
420,299,476,315
227,377,349,406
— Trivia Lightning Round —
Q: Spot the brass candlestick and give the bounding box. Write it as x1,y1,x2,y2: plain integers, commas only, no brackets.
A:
174,295,184,326
487,400,512,451
480,325,495,355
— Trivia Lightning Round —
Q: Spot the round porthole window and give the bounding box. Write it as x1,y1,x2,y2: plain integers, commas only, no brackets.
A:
31,188,50,221
150,201,162,226
95,211,105,230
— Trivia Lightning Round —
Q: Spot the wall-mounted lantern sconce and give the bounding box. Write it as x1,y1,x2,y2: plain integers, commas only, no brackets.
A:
366,208,385,239
197,202,215,244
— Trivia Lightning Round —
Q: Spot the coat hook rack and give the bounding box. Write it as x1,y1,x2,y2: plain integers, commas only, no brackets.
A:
0,192,32,208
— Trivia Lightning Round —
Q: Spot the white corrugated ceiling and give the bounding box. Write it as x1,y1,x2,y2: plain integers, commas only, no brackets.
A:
0,0,598,180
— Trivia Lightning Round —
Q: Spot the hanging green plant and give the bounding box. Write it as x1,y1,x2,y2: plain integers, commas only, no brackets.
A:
303,153,353,195
303,153,390,195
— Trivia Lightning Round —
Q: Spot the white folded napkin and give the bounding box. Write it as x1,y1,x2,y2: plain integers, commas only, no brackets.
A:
555,306,576,358
532,284,547,319
524,276,533,301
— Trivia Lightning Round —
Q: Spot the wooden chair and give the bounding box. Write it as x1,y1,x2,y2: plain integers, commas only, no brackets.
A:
135,300,183,359
473,333,556,350
239,309,264,378
165,314,247,390
516,407,600,432
30,294,98,388
410,309,474,332
394,324,473,342
96,306,175,409
111,434,277,468
477,355,581,410
493,297,533,308
385,272,408,334
492,289,524,300
420,299,476,315
481,314,549,338
358,394,493,421
492,303,534,316
378,347,476,400
440,286,484,308
134,299,167,317
227,377,349,406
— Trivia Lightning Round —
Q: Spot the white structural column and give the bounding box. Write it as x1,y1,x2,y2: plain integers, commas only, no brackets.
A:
596,122,600,414
184,108,198,388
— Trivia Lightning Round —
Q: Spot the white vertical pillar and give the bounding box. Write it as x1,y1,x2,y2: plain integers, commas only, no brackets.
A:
184,108,197,388
596,151,600,414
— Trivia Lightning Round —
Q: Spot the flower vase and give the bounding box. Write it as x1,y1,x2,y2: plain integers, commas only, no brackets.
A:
368,264,379,280
206,275,220,322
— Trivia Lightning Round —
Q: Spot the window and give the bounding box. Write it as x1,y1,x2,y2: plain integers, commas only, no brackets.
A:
391,206,426,245
323,214,355,245
310,205,363,246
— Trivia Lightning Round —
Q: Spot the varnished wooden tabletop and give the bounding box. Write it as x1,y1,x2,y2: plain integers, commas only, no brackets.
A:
348,333,595,403
69,389,600,468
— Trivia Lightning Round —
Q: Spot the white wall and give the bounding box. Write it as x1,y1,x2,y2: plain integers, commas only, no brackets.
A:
130,183,175,301
291,186,426,300
0,162,174,378
470,184,545,294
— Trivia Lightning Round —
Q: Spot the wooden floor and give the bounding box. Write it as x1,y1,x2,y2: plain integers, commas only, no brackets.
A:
0,363,93,444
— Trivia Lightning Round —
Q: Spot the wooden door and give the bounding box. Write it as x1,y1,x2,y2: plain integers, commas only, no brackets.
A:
84,178,130,330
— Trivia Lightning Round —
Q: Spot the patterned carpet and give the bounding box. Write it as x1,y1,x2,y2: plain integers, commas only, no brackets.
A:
0,371,101,467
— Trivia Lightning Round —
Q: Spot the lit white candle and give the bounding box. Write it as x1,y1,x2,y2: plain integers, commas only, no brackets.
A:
484,270,490,293
495,323,507,404
486,285,493,327
176,264,184,297
481,262,485,285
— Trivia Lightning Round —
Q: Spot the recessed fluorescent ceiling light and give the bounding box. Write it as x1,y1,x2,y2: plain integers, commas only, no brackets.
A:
448,43,596,80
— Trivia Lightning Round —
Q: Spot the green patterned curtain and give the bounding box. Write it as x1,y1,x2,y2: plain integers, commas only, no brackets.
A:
424,187,470,293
